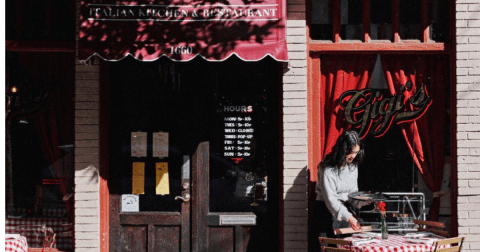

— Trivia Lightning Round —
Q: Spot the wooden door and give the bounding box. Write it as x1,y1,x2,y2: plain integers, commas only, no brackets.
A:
191,142,257,252
109,153,191,252
109,142,256,252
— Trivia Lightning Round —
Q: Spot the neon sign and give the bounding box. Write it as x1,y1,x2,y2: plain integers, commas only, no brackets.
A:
339,81,432,138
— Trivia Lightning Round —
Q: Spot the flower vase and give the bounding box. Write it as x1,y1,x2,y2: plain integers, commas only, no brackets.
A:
381,216,389,239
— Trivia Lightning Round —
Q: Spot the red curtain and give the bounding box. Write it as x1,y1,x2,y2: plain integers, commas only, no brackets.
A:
320,54,377,158
381,55,449,221
30,53,75,222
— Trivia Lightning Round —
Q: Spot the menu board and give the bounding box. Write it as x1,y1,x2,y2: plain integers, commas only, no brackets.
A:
131,132,147,157
223,105,254,163
153,132,169,158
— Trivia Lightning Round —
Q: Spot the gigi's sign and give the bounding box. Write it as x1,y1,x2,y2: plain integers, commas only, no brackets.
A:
339,82,432,138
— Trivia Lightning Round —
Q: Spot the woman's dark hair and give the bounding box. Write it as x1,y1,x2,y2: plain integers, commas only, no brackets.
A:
319,130,364,170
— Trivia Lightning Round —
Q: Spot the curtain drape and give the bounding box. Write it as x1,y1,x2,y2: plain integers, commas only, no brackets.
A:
320,54,377,159
31,53,75,222
381,55,449,221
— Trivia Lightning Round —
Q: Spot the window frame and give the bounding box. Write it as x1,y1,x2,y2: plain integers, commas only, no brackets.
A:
306,0,454,52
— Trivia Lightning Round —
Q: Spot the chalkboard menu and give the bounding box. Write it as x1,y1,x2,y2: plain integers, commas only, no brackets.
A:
222,105,255,163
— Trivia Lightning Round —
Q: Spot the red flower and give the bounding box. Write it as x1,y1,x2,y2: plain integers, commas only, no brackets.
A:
378,201,386,212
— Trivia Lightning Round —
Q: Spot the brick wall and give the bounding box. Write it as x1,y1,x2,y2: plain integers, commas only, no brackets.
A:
75,0,101,250
456,0,480,251
74,59,101,252
283,0,308,248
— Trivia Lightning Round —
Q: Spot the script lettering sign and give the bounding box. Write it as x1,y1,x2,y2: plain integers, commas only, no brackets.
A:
339,82,432,138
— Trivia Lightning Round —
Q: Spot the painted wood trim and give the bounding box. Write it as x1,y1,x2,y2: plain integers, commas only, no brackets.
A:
449,0,457,238
99,61,110,252
307,42,447,52
307,56,321,181
307,54,321,251
278,62,285,252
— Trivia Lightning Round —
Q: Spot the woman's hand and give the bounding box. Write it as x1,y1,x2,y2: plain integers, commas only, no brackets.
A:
347,216,362,231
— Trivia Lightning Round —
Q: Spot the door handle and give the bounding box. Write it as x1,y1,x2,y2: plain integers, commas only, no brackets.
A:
175,194,190,202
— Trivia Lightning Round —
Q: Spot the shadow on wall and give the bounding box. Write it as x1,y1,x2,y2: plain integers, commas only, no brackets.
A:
75,164,100,193
283,166,310,252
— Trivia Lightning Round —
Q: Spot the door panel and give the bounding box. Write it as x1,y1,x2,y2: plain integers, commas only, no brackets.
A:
150,226,181,252
119,226,147,252
208,227,234,252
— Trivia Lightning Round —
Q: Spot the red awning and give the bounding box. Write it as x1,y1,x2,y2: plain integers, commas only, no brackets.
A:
79,0,288,62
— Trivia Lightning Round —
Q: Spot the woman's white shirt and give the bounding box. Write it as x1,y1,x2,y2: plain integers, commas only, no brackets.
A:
315,164,358,221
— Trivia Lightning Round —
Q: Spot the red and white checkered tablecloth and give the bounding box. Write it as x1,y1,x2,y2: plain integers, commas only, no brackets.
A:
5,236,28,252
5,218,72,250
344,234,448,252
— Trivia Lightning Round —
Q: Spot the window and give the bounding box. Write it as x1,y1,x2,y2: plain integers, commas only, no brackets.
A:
5,51,75,251
310,0,333,40
309,0,449,43
342,0,363,41
5,0,76,250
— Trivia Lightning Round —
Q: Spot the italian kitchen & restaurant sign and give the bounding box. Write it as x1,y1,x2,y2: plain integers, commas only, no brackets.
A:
87,5,279,20
79,0,288,61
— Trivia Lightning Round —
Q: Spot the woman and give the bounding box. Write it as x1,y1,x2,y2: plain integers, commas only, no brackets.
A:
314,130,364,239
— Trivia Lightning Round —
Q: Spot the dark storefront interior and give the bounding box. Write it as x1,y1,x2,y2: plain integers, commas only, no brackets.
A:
107,56,282,251
6,51,75,251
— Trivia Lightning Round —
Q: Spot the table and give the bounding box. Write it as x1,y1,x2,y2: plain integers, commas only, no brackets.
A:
5,218,72,250
5,235,28,252
344,234,448,252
